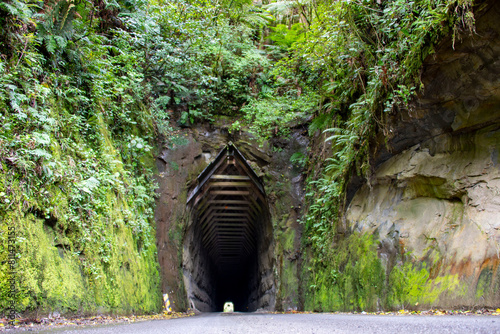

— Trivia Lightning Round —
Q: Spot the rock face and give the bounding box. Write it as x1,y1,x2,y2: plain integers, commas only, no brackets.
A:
346,0,500,307
155,130,213,311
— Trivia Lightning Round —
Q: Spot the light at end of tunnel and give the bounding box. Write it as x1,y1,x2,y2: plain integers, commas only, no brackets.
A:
223,301,234,313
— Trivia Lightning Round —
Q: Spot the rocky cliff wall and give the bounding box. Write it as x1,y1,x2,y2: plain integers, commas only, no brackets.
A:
346,0,500,307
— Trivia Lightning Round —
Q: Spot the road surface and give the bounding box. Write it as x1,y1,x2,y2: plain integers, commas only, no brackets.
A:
38,312,500,334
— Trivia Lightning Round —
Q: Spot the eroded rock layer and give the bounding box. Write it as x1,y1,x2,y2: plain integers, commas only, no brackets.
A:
346,1,500,307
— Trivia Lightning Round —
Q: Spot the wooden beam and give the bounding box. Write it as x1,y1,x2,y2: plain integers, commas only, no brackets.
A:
200,209,250,233
210,190,250,196
205,200,251,205
187,148,231,204
205,237,248,258
201,220,250,240
219,234,254,248
212,213,249,217
217,237,246,241
202,224,252,247
249,196,263,213
219,243,251,249
220,242,253,253
204,229,255,254
216,231,247,235
219,232,257,243
232,159,265,195
196,199,251,216
211,175,251,180
209,206,250,211
199,206,216,227
209,219,249,223
209,181,252,188
195,196,210,216
214,222,257,234
202,217,249,235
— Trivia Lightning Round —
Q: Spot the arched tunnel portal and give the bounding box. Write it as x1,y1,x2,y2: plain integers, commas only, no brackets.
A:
183,143,275,312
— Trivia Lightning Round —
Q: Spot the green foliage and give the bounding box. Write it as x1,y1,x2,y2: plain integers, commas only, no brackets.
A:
287,0,476,311
274,0,476,170
264,0,314,27
124,0,272,121
0,0,162,316
268,23,305,50
240,91,318,141
220,0,272,28
289,152,306,168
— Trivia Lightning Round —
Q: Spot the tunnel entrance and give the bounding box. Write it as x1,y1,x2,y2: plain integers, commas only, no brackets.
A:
184,143,275,312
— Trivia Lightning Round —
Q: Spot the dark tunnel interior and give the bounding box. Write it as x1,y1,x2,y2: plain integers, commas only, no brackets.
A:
214,251,258,311
184,143,273,312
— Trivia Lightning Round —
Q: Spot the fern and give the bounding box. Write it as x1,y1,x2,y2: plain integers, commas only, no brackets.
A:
0,0,29,16
37,0,77,55
308,112,333,135
237,4,273,28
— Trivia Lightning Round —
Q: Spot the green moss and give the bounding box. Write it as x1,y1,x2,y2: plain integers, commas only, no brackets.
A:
12,213,85,312
405,176,449,199
280,257,299,308
389,259,462,309
303,228,465,312
1,188,161,315
0,2,170,317
304,233,385,312
275,226,300,310
475,268,493,300
282,228,296,253
0,101,161,316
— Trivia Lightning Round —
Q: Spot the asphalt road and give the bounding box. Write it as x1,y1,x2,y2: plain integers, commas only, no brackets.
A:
39,312,500,334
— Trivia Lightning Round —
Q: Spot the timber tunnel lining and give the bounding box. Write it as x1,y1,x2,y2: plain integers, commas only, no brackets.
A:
184,143,274,312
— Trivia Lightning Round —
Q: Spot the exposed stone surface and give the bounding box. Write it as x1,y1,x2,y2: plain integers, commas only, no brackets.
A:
346,0,500,307
155,131,210,311
182,211,218,311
